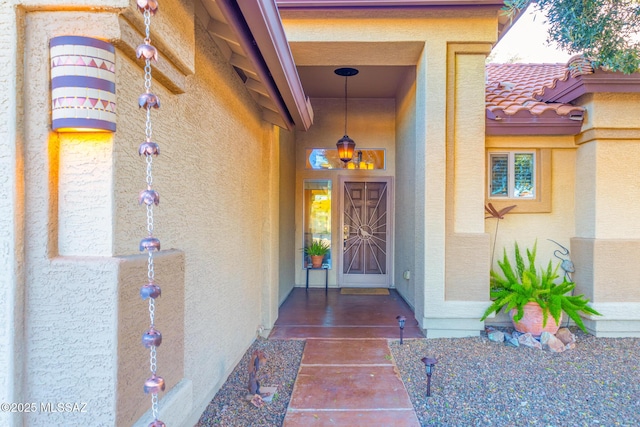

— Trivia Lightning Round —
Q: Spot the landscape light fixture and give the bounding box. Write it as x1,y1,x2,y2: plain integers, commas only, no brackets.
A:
421,357,438,397
396,315,406,344
334,67,359,163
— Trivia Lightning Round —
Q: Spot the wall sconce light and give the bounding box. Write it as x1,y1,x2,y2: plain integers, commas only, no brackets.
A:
335,67,358,163
50,36,116,132
421,356,438,397
396,315,406,344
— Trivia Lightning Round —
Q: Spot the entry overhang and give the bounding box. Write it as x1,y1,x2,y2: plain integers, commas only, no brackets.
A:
203,0,313,131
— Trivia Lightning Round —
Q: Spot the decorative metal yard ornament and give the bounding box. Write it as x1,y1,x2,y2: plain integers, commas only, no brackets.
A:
548,239,575,281
421,357,438,397
334,67,358,163
548,238,575,329
136,1,165,426
396,315,406,344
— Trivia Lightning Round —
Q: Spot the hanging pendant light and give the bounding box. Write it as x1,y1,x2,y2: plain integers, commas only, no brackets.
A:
335,67,359,163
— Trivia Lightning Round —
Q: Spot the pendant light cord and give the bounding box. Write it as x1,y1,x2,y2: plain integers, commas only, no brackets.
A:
343,75,348,135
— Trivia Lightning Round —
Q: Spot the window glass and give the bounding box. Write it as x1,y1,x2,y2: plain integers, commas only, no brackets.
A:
488,151,535,199
490,154,509,197
303,180,332,268
306,149,385,170
514,153,534,198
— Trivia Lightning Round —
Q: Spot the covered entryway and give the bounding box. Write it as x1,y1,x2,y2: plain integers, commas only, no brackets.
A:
340,177,393,288
269,288,423,339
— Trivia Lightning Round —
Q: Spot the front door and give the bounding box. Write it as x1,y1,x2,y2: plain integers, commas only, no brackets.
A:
340,178,393,287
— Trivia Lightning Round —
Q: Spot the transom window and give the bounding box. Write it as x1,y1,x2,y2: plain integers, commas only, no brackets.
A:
489,151,535,199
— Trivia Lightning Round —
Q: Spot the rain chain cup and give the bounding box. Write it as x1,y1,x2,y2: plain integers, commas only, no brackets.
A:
135,1,165,426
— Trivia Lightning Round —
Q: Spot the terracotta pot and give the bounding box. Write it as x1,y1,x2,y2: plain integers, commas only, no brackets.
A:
510,302,561,337
310,255,324,268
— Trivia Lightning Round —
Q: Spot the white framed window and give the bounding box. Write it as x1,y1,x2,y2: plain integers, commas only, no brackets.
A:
489,151,535,199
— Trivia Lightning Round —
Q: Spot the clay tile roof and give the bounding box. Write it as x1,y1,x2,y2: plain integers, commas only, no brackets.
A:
486,62,585,135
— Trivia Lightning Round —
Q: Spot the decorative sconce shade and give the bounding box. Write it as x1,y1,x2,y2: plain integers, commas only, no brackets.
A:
335,67,358,163
50,36,116,132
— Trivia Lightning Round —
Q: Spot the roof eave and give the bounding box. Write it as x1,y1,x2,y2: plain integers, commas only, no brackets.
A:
237,0,314,130
276,0,505,7
539,70,640,103
486,113,584,136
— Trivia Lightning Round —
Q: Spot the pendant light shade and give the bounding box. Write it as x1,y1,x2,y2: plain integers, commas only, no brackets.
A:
336,135,355,163
335,67,359,163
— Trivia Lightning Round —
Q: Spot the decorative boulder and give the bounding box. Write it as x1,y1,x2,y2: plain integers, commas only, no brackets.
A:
555,328,576,345
540,331,565,353
518,332,542,350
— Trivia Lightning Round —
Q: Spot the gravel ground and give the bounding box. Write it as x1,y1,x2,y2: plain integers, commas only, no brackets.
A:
195,338,304,427
390,329,640,427
196,331,639,427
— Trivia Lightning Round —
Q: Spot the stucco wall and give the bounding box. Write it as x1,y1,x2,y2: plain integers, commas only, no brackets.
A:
394,67,418,308
7,2,282,425
279,127,297,304
0,4,25,427
116,250,185,426
485,136,577,269
444,44,491,303
571,92,640,336
484,136,577,327
123,15,277,427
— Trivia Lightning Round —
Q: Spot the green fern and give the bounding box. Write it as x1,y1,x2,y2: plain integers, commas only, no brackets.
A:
481,241,601,333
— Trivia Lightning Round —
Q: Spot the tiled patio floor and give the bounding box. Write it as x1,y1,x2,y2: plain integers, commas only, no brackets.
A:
269,288,424,340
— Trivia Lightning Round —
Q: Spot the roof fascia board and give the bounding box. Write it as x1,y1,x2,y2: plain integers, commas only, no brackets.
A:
539,71,640,103
486,117,583,136
276,0,504,8
216,0,295,130
237,0,313,130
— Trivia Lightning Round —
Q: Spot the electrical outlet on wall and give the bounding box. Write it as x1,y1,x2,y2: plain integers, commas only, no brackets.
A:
403,270,411,280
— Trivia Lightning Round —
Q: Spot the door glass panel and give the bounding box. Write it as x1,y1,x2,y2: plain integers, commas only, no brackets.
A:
303,180,331,268
343,182,387,275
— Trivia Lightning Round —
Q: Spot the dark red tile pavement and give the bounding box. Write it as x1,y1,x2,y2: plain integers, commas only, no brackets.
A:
270,288,424,340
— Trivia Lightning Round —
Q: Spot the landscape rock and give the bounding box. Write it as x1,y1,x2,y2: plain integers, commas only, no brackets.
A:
518,332,542,350
540,331,565,353
503,332,520,347
556,328,576,345
488,330,505,343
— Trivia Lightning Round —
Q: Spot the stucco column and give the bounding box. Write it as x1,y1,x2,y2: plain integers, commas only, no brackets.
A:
572,93,640,337
261,124,281,335
420,43,491,338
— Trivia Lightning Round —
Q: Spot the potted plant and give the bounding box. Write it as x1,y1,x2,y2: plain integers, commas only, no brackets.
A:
480,241,601,336
304,240,330,268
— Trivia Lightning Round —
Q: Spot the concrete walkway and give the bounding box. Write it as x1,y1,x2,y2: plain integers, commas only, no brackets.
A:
282,339,420,426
